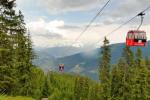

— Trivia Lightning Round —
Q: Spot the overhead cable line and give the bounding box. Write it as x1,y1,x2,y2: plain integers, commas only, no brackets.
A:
94,6,150,45
57,0,111,64
72,0,111,44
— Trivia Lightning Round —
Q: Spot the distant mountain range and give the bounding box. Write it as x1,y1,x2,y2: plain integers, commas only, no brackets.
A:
33,41,150,80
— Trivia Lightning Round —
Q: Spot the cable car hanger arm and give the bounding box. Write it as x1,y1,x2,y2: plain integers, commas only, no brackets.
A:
137,12,145,30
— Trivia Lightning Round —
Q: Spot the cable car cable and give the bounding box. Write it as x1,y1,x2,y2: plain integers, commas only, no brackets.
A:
70,0,111,45
85,6,150,49
47,4,150,70
57,0,111,64
94,6,150,45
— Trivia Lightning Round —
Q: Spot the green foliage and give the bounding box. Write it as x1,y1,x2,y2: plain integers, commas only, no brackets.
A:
0,0,44,99
47,72,75,100
109,48,150,100
0,95,35,100
29,67,45,100
122,46,135,66
1,0,150,99
74,76,90,100
111,59,131,100
99,37,111,100
89,83,102,100
135,48,142,66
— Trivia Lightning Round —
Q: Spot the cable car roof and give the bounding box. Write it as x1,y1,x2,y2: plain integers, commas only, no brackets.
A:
128,30,146,34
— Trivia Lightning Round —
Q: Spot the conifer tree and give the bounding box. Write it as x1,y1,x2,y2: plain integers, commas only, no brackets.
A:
135,48,142,67
0,0,18,94
131,49,149,100
42,77,49,98
145,57,150,98
122,46,135,67
99,37,111,100
89,84,101,100
145,57,150,69
74,77,89,100
111,58,131,100
0,0,36,95
74,77,80,99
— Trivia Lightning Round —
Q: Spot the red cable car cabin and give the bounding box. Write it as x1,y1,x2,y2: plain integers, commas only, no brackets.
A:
126,30,147,46
59,64,64,71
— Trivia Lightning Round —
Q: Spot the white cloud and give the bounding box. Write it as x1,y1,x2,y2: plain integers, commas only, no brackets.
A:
38,0,102,13
102,0,150,25
16,0,150,48
27,18,150,48
27,18,64,34
16,0,103,14
16,0,27,5
26,19,67,47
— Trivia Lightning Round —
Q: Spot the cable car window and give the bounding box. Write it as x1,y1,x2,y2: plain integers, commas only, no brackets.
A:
143,33,145,39
133,34,136,39
128,34,130,39
131,34,134,39
143,33,147,39
137,34,141,39
139,34,142,39
140,33,144,39
135,34,138,39
129,34,132,39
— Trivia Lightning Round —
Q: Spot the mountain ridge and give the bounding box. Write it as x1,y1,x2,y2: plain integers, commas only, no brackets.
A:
33,41,150,80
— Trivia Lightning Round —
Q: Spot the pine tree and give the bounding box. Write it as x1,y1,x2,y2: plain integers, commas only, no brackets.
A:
99,37,111,100
135,48,142,67
42,76,49,98
82,78,89,99
0,0,18,94
0,0,36,95
122,46,135,67
111,58,131,100
145,57,150,69
89,84,102,100
74,77,90,100
74,77,80,100
131,49,149,100
145,57,150,98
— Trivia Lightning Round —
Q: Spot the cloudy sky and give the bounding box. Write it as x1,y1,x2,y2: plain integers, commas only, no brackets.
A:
16,0,150,48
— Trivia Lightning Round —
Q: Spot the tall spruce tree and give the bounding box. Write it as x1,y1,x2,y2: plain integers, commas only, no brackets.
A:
99,37,111,100
122,46,135,67
74,77,89,100
0,0,35,95
42,76,49,98
89,84,101,100
111,58,131,100
145,56,150,98
0,0,18,94
145,57,150,69
131,48,149,100
135,48,142,67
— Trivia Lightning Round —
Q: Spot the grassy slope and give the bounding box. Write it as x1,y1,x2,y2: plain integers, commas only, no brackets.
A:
0,96,35,100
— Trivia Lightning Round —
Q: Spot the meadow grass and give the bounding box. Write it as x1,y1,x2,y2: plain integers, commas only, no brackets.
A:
0,95,35,100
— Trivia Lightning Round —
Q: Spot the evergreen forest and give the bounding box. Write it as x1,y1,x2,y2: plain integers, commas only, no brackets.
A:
0,0,150,100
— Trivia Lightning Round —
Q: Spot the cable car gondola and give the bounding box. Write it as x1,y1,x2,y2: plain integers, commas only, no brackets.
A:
126,12,147,47
59,64,64,71
126,30,147,46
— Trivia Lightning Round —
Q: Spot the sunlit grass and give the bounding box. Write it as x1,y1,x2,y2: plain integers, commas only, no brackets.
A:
0,95,35,100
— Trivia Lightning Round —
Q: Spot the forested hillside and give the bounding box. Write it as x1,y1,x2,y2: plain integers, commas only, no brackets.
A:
1,0,150,100
0,0,44,99
33,41,150,80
